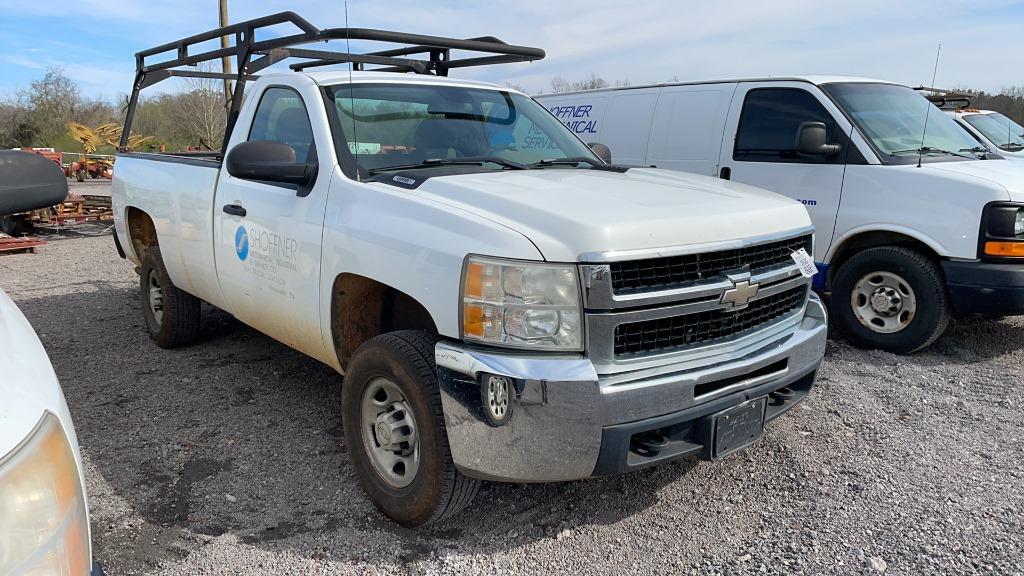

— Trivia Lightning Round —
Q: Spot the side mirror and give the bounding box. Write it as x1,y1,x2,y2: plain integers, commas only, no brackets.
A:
225,141,317,191
795,122,841,157
0,151,69,214
588,142,613,164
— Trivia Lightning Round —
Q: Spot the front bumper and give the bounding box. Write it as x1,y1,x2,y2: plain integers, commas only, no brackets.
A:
436,293,828,482
943,260,1024,315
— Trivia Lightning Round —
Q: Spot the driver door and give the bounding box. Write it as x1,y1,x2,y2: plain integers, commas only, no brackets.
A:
213,85,333,360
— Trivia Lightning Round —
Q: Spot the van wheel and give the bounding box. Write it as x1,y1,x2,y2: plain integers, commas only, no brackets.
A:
831,246,950,354
341,330,479,527
140,246,201,348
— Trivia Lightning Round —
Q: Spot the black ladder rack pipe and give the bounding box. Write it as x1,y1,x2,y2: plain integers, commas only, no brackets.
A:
119,11,544,152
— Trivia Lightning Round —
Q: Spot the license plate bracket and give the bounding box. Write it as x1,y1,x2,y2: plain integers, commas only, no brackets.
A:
711,396,767,459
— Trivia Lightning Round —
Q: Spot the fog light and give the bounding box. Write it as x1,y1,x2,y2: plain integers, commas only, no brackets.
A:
480,374,514,427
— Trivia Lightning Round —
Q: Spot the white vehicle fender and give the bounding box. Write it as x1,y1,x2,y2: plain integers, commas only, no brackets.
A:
317,174,543,371
825,223,951,265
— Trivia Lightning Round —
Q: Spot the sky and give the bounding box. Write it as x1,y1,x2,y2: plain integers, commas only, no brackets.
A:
1,0,1022,101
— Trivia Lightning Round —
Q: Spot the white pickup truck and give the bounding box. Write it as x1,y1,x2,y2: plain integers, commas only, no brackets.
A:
111,13,827,527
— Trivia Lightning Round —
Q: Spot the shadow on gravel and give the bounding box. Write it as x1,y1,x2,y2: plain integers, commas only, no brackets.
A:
17,283,695,573
909,316,1024,366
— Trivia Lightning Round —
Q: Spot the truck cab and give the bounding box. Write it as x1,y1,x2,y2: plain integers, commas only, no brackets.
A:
111,13,827,527
539,77,1024,353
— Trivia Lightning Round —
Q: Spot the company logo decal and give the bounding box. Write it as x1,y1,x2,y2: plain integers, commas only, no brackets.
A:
234,225,249,261
721,279,760,308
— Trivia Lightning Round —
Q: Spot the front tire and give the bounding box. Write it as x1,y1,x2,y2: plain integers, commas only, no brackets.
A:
831,246,950,354
139,246,202,348
341,330,479,527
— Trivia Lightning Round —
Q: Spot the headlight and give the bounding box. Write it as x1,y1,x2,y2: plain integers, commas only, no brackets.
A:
461,255,583,351
0,412,90,575
981,204,1024,257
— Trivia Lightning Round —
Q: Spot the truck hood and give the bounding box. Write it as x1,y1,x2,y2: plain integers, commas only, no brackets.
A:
924,159,1024,200
396,168,811,262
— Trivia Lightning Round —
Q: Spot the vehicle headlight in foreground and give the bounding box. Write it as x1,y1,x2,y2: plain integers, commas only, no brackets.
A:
461,256,583,351
0,412,90,576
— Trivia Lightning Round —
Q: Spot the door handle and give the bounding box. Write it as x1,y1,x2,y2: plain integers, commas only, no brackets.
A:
222,204,247,217
719,167,732,180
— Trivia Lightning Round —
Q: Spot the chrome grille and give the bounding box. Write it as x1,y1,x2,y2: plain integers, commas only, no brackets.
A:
613,285,807,356
608,234,812,294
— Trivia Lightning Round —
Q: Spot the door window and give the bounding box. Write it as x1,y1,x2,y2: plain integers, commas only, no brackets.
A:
734,88,840,163
248,87,315,161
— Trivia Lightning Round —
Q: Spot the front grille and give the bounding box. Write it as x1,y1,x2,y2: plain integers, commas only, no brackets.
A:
614,285,807,356
609,235,811,293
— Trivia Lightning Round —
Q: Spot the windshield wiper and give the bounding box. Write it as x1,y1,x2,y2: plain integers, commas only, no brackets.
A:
368,157,525,175
889,146,979,160
528,156,603,168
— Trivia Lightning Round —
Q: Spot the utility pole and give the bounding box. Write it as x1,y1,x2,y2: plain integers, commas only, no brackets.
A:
219,0,233,112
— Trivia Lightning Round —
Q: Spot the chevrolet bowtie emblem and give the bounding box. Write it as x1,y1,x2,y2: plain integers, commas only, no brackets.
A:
721,279,760,308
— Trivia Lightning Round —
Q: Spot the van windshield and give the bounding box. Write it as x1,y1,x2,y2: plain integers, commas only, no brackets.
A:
823,83,985,160
963,112,1024,152
325,83,599,176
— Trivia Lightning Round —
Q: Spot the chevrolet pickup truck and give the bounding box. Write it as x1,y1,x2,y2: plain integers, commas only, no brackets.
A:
111,13,828,527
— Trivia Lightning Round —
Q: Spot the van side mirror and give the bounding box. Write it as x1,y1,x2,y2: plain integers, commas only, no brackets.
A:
225,141,317,192
588,142,613,164
795,122,841,157
0,151,69,214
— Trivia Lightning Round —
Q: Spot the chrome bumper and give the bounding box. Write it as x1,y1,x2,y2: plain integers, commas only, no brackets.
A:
436,293,828,483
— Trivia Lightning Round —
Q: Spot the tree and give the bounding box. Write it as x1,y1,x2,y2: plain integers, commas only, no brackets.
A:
0,100,37,148
25,68,82,146
170,69,227,150
547,73,609,94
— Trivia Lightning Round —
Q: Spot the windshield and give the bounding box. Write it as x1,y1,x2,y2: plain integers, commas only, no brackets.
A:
823,83,984,159
963,112,1024,152
325,83,599,175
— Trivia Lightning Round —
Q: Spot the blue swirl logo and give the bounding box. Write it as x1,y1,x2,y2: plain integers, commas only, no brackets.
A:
234,226,249,261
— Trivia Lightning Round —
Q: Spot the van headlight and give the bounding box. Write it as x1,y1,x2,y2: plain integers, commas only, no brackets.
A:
0,412,90,575
981,203,1024,257
461,256,583,351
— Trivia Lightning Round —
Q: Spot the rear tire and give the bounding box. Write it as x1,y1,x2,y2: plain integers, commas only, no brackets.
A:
831,246,950,354
140,246,201,348
341,330,479,527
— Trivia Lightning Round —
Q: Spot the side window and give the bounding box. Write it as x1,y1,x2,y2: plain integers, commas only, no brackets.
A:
248,87,315,161
734,88,839,163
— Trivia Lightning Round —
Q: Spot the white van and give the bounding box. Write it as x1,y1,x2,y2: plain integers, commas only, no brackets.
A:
947,108,1024,159
537,77,1024,353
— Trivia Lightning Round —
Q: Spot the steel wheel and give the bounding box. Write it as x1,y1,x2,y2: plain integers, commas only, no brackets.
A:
360,377,420,488
851,270,917,334
146,268,164,327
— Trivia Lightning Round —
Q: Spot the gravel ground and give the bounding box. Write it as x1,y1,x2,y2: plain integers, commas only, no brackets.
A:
2,213,1022,575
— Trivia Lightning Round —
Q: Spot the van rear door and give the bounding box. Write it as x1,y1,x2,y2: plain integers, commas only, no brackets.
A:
718,81,854,264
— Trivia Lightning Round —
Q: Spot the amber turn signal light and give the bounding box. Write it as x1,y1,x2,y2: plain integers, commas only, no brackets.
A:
984,241,1024,257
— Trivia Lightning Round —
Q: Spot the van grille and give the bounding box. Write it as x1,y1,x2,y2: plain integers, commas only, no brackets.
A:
613,285,807,356
609,235,811,293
